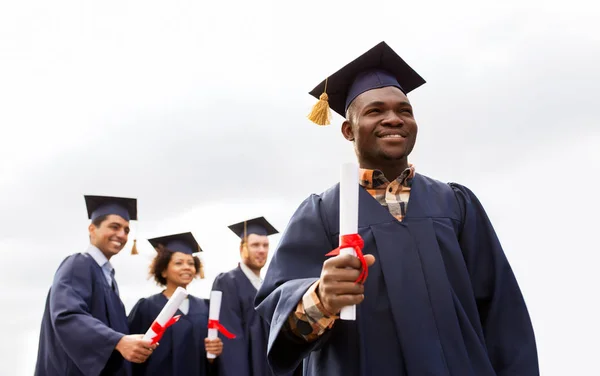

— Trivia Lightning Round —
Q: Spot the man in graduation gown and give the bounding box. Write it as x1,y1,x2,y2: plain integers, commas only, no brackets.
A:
255,41,539,376
35,195,158,376
212,217,298,376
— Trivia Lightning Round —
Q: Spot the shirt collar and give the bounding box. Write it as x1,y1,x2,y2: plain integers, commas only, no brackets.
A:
359,164,415,189
239,262,262,289
86,245,110,269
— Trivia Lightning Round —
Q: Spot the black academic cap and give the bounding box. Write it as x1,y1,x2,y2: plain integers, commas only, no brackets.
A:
148,232,202,255
307,41,426,124
84,195,137,221
228,216,278,239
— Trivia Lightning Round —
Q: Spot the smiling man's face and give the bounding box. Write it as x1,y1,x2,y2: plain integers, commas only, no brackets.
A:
89,214,130,259
342,86,418,172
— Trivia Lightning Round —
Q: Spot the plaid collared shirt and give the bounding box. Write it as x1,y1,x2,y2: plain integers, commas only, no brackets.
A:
286,165,415,341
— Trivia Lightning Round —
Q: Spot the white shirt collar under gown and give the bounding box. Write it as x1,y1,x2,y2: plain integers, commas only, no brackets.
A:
178,297,190,315
240,262,262,290
85,245,114,287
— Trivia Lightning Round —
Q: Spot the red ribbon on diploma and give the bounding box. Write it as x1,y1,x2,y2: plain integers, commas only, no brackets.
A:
325,233,368,284
149,315,181,344
208,319,236,339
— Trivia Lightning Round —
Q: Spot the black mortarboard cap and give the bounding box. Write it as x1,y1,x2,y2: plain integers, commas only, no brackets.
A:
148,232,202,255
307,41,426,124
84,195,137,221
228,216,278,239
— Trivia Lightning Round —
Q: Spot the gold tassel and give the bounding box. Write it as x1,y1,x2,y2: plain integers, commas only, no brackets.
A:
131,239,139,255
197,244,204,279
199,262,205,279
307,78,331,126
241,221,249,258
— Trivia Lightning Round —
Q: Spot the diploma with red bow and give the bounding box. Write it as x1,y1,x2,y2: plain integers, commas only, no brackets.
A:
206,290,236,359
143,286,188,344
335,162,362,321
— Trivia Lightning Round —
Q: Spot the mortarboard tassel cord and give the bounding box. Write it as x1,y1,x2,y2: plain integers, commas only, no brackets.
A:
131,212,139,255
131,239,139,255
241,220,249,258
307,78,332,126
198,244,205,279
325,233,368,284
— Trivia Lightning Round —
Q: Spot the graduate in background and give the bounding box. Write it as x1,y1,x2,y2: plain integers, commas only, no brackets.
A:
35,195,157,376
128,232,223,376
212,217,299,376
255,41,539,375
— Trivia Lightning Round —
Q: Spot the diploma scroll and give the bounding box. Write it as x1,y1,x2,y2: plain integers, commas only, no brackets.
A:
339,162,359,321
143,286,188,343
206,290,222,359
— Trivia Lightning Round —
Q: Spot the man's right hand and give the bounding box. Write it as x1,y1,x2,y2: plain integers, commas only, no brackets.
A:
317,253,376,315
115,335,158,363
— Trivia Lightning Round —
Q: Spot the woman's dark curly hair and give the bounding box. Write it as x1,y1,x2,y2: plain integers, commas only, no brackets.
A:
149,244,203,286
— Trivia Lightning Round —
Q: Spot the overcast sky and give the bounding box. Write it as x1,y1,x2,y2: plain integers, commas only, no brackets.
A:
1,0,598,375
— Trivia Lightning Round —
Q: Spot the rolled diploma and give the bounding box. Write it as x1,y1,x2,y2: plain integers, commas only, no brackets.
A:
206,290,222,359
143,286,188,341
339,162,359,321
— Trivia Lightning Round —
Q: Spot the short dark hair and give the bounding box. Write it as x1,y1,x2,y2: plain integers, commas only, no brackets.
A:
91,214,110,228
149,244,202,286
345,99,359,126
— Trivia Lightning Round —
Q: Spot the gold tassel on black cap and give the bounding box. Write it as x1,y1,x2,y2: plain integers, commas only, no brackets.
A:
131,239,139,255
307,78,331,126
131,211,139,255
241,220,249,259
198,244,205,279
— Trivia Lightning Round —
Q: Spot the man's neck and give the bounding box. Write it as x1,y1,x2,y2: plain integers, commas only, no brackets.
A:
90,243,112,261
241,261,261,278
360,159,409,182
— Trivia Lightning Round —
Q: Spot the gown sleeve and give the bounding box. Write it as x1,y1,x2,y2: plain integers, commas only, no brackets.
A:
255,194,337,375
50,256,125,376
450,183,539,375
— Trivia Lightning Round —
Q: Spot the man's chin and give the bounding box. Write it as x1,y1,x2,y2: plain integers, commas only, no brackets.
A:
109,247,123,256
379,151,409,161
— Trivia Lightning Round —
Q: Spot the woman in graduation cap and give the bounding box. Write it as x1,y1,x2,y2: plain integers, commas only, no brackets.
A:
128,232,223,376
255,41,539,376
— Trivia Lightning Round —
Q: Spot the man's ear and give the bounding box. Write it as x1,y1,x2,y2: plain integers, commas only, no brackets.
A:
88,223,96,242
341,120,355,141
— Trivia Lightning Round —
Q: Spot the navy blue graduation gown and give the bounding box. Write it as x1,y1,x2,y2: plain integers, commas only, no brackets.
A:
127,293,216,376
35,253,131,376
255,174,539,376
212,266,295,376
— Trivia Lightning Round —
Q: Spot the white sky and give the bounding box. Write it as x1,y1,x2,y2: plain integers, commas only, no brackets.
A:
1,0,599,375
